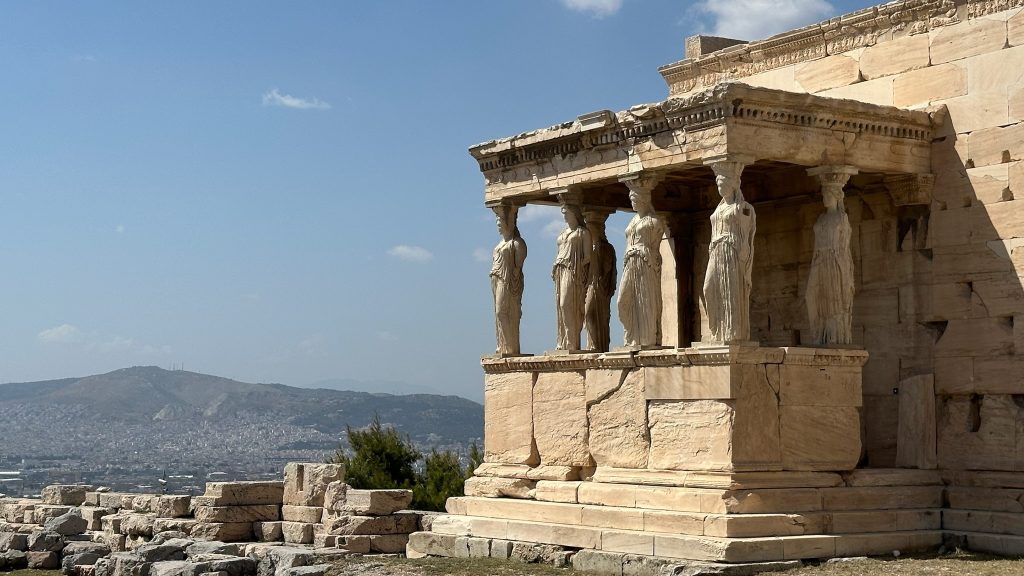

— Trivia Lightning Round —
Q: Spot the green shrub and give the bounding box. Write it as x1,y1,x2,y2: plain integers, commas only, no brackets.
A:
329,415,483,511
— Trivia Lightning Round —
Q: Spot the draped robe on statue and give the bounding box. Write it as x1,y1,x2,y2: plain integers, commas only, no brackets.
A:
806,209,855,345
618,214,664,347
704,200,755,342
553,226,591,350
491,236,525,355
585,238,616,352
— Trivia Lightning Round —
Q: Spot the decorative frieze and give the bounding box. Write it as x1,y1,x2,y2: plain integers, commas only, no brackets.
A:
659,0,968,95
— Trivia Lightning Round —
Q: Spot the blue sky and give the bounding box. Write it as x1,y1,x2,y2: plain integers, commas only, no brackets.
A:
0,0,873,400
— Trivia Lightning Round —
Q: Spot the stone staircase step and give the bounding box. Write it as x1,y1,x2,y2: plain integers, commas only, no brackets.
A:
448,497,940,538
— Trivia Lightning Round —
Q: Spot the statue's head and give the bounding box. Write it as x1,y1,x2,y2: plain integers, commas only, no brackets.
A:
561,204,583,229
628,190,652,213
712,161,744,202
823,185,844,211
493,205,518,240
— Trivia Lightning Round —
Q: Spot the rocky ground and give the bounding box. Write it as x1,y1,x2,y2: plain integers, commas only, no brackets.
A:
8,552,1024,576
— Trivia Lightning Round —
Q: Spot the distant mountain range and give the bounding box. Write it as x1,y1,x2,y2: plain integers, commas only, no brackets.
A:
0,366,483,444
0,366,483,492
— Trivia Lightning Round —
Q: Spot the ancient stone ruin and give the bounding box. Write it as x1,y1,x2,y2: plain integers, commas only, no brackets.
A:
0,463,426,576
408,0,1024,571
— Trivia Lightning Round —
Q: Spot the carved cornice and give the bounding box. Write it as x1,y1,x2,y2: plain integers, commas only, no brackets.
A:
658,0,968,95
468,83,933,176
479,346,865,373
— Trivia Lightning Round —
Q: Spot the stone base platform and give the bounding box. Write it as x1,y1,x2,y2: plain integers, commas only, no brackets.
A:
411,469,946,564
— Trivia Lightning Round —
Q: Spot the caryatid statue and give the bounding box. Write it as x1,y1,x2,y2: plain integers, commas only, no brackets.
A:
702,158,756,343
617,173,665,348
806,166,858,346
490,204,527,356
584,208,617,352
551,192,592,351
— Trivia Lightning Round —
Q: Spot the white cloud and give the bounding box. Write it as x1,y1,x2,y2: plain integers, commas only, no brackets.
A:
517,204,560,224
72,54,97,63
387,245,434,263
543,219,567,238
561,0,623,17
115,224,125,234
517,204,566,239
38,323,170,355
38,324,83,344
262,88,331,110
695,0,834,41
473,247,491,263
375,331,398,342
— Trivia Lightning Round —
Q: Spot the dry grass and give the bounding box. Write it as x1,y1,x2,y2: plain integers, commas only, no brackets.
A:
787,552,1024,576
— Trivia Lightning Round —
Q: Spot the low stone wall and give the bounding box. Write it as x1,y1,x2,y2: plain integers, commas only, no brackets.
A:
0,462,433,575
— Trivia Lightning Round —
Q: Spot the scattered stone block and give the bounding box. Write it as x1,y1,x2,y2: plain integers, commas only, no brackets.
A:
189,523,253,543
333,490,412,517
321,482,347,515
283,463,345,507
134,541,188,563
28,530,64,552
121,514,156,538
97,494,127,510
154,497,191,519
335,535,370,554
184,541,238,559
154,519,198,536
252,522,282,543
281,522,314,545
80,507,113,531
197,482,284,507
45,512,88,536
406,531,466,558
33,505,74,525
320,514,418,536
27,550,61,569
0,549,28,570
280,506,322,524
193,505,279,524
0,532,28,552
369,534,410,554
62,549,107,575
41,485,94,506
